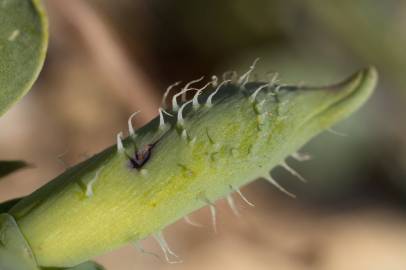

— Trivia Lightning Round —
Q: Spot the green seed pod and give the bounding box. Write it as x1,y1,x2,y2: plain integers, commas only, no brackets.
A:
6,67,377,268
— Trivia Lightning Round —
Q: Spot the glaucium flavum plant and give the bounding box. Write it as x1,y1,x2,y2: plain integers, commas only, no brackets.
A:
0,1,378,269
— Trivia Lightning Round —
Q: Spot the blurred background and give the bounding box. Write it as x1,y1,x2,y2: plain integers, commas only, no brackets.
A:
1,0,406,269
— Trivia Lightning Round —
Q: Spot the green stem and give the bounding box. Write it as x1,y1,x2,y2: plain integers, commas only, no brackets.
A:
7,68,377,268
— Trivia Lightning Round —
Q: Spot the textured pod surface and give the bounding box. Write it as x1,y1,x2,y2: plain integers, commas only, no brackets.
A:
9,67,377,267
0,0,48,116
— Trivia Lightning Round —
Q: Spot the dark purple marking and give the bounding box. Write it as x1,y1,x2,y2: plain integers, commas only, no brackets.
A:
128,140,159,169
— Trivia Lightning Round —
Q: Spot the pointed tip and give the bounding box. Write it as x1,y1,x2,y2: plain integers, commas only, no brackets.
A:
230,185,255,207
128,111,140,137
184,215,204,228
363,66,378,83
291,152,312,162
263,175,296,198
280,161,307,183
226,194,241,217
116,132,124,153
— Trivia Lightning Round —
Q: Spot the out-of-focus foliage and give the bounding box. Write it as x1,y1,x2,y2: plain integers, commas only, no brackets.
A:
0,0,48,116
0,160,29,179
92,0,406,202
302,0,406,94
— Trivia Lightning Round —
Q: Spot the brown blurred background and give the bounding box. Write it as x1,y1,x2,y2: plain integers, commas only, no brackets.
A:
1,0,406,269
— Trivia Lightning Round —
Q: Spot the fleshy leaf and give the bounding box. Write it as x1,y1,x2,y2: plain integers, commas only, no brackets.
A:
0,0,48,116
0,213,40,270
42,261,106,270
0,160,30,179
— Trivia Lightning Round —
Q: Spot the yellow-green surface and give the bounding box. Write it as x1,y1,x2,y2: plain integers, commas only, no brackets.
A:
9,68,377,267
